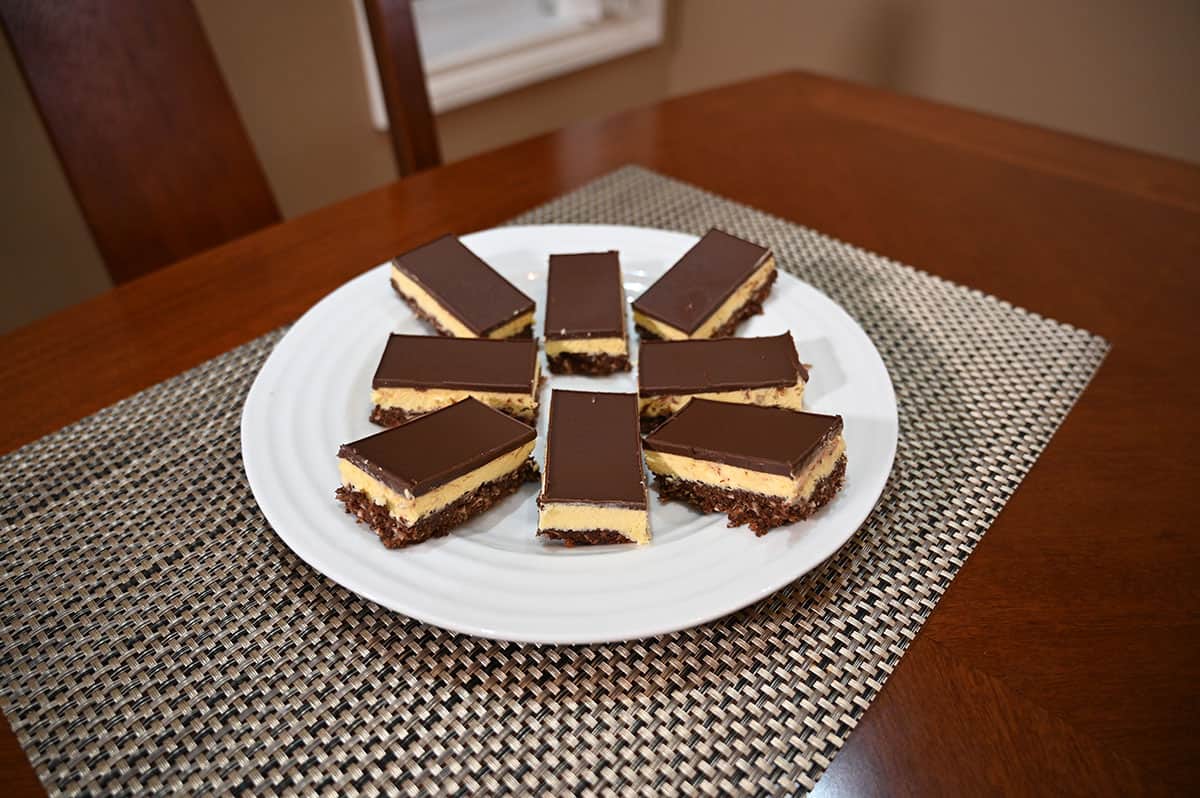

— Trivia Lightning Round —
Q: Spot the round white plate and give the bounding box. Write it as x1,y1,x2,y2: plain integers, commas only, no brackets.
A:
242,224,897,644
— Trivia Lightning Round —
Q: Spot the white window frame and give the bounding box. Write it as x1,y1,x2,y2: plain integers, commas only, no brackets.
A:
353,0,665,127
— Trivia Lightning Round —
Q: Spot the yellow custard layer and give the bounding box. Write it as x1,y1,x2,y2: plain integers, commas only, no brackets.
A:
391,266,534,339
544,336,628,357
645,436,845,501
633,255,776,340
639,379,804,419
372,386,536,422
537,502,650,544
339,440,535,525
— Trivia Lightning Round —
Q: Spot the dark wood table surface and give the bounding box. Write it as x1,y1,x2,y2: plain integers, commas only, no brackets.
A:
2,72,1197,795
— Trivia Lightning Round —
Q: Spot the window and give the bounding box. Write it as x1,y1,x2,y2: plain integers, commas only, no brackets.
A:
354,0,664,127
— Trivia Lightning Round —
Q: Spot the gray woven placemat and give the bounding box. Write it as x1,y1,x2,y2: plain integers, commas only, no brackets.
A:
0,166,1107,795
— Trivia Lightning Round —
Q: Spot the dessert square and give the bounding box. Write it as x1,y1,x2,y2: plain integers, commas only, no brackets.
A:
638,332,807,432
632,228,776,340
390,234,536,338
543,251,631,375
336,398,538,548
643,399,845,535
369,334,540,426
537,390,650,546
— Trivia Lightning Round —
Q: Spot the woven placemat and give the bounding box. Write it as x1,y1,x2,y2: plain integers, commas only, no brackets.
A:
0,166,1107,795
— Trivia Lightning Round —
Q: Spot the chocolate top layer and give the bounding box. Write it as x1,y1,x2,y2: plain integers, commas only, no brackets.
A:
540,391,647,508
643,399,842,478
638,333,806,396
393,235,535,336
338,398,536,496
543,251,627,340
631,228,770,334
372,334,537,392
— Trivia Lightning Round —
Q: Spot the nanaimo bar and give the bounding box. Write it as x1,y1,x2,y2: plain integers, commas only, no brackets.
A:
370,334,540,426
336,398,538,548
537,391,650,546
391,234,535,338
643,399,845,535
638,333,807,431
543,251,631,375
632,228,776,340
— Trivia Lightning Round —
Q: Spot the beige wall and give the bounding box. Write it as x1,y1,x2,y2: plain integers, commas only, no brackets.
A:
3,0,1198,333
194,0,397,219
438,0,1200,166
0,32,110,334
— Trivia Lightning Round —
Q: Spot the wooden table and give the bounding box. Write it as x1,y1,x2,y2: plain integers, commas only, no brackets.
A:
2,72,1197,795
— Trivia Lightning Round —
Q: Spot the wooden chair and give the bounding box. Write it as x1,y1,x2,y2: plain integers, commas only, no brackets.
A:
0,0,279,283
1,0,440,285
363,0,442,177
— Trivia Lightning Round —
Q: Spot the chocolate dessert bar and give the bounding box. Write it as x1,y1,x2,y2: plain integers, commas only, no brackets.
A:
336,398,538,548
370,334,540,426
390,234,535,338
643,399,845,535
543,251,631,375
537,391,649,546
632,228,776,340
638,333,807,431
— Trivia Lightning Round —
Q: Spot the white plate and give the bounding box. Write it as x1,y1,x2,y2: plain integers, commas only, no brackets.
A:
241,224,897,644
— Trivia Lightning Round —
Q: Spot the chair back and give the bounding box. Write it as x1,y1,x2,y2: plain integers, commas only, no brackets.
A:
1,0,281,283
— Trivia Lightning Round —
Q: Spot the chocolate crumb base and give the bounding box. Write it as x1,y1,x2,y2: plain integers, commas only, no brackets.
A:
652,454,846,535
545,351,631,376
391,277,454,336
708,267,777,338
370,404,536,428
336,458,539,548
635,268,777,341
538,528,634,547
390,277,532,339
